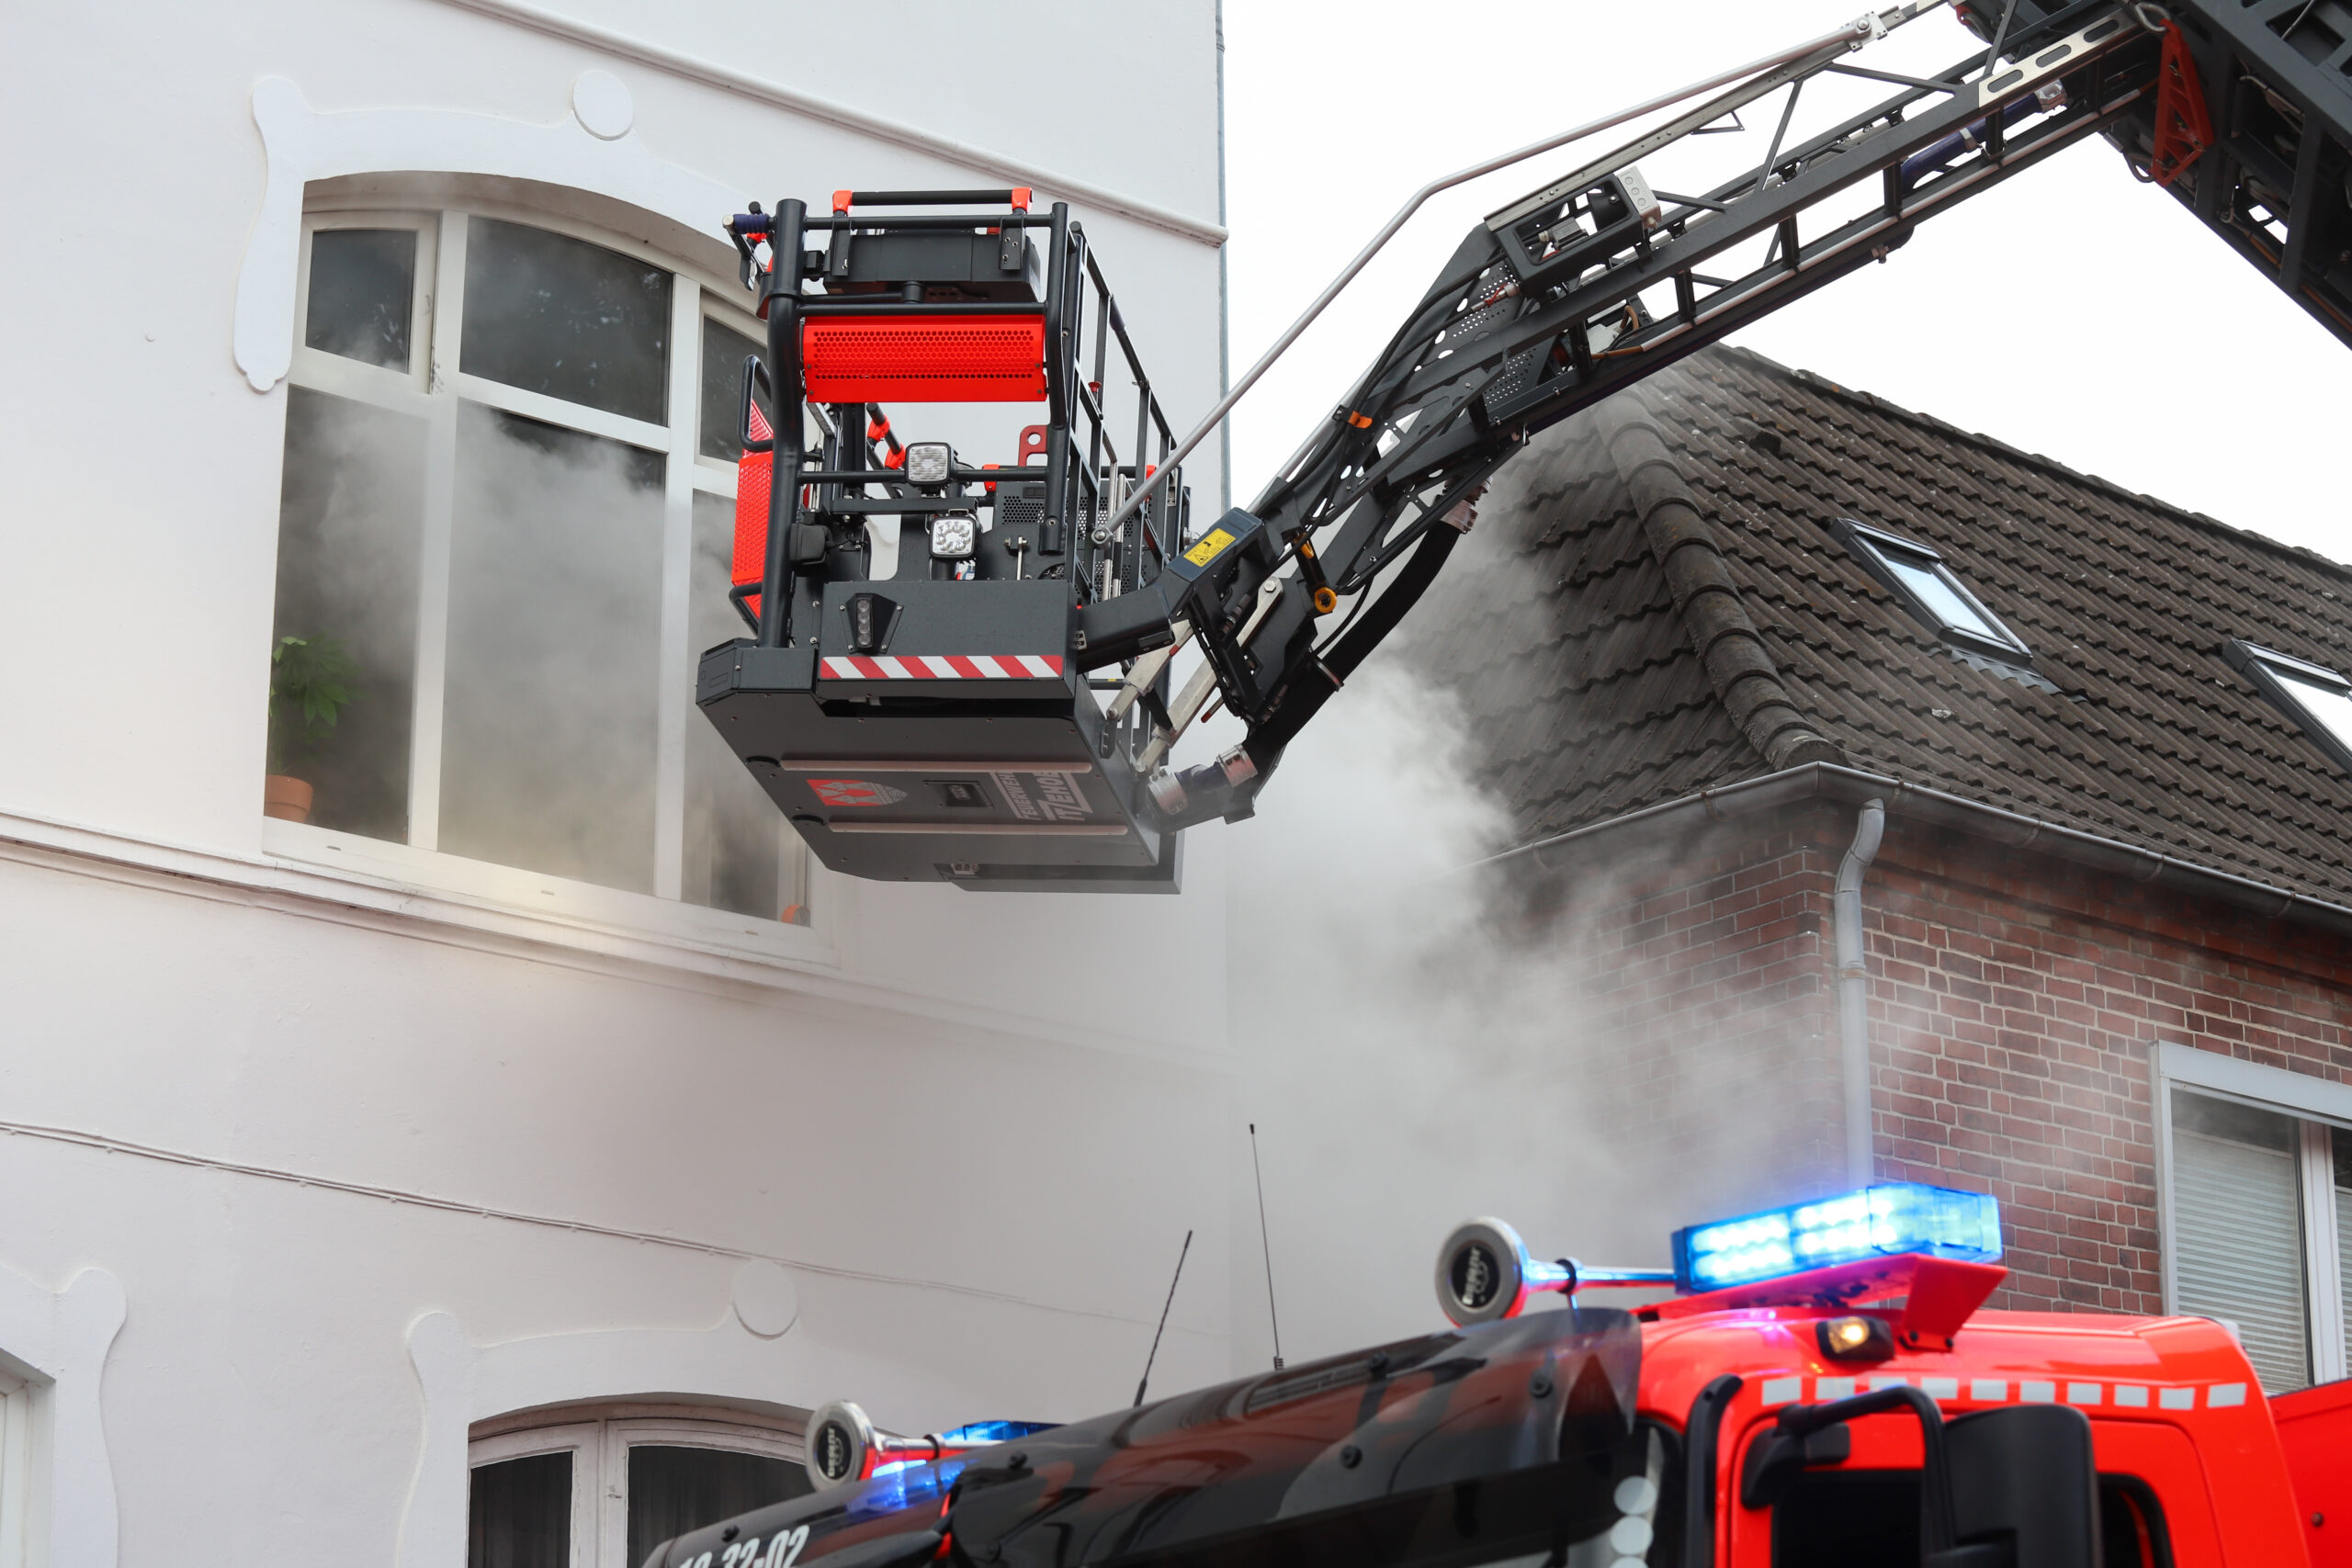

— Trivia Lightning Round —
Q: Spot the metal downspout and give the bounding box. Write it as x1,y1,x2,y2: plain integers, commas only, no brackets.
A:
1836,798,1886,1187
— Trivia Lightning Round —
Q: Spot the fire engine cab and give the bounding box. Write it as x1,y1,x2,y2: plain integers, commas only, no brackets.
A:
636,1183,2352,1568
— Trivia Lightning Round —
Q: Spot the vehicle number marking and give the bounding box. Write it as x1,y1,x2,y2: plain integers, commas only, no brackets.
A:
761,1526,809,1568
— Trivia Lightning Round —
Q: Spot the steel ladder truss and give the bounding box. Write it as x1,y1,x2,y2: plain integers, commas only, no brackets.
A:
1108,0,2212,829
707,1,2352,885
1967,0,2352,349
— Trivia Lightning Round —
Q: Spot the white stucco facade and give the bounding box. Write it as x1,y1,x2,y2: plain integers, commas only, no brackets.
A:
0,3,1233,1562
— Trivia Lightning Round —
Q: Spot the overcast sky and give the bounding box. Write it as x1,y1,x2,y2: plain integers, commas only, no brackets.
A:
1219,0,2347,563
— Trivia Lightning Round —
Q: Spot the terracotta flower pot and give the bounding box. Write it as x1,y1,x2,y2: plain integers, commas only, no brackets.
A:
263,774,314,823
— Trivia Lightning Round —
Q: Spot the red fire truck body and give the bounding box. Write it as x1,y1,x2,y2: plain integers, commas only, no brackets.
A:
650,1190,2352,1568
652,1283,2350,1568
1638,1303,2316,1565
2275,1379,2352,1566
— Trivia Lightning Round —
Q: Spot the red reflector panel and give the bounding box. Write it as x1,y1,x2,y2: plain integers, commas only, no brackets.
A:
734,449,771,620
801,316,1046,403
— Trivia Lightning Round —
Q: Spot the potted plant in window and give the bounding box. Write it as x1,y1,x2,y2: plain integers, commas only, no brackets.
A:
265,634,358,823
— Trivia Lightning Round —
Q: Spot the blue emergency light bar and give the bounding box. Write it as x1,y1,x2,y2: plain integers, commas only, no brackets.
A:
865,1420,1060,1481
934,1419,1057,1446
1669,1181,2001,1293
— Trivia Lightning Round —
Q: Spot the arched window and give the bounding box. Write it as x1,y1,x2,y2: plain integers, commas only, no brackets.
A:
468,1402,812,1568
268,194,806,926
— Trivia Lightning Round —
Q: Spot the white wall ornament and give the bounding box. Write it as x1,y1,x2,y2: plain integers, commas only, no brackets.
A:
235,73,738,393
732,1259,799,1338
395,1260,831,1568
571,71,635,141
0,1264,127,1568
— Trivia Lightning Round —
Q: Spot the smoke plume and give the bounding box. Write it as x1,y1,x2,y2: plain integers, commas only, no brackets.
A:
1225,658,1692,1365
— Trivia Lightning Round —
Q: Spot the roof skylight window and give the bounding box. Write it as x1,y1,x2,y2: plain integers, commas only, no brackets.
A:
2225,640,2352,773
1832,518,2032,663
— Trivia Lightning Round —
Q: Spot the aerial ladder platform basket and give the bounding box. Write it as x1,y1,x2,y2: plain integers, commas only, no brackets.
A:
699,189,1196,892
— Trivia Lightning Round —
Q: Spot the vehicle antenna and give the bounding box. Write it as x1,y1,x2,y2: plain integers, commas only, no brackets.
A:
1250,1123,1284,1371
1134,1229,1193,1407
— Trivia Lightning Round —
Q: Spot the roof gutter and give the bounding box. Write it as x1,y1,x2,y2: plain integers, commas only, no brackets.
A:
1473,762,2352,942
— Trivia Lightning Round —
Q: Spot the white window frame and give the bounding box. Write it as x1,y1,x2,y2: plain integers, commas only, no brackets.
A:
2224,638,2352,776
273,194,829,959
470,1420,603,1568
469,1404,808,1568
2153,1040,2352,1384
0,1365,29,1568
1831,517,2034,663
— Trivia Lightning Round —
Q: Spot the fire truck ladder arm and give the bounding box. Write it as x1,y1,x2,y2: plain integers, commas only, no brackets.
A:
1128,0,2172,828
703,0,2352,886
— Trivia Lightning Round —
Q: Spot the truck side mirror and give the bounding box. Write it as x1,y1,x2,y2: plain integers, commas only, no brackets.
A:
1944,1404,2102,1568
1738,1420,1851,1510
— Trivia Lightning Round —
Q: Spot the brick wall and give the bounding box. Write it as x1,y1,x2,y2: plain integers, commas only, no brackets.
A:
1860,819,2352,1314
1525,801,2352,1315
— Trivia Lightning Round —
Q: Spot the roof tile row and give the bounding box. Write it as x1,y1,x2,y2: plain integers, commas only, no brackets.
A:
1408,346,2352,904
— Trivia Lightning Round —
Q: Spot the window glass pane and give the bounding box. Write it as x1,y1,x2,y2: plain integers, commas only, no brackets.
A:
685,493,804,919
440,404,662,891
306,229,416,371
2335,1127,2352,1374
2098,1482,2166,1568
469,1451,571,1568
701,320,763,462
628,1445,808,1568
461,218,671,423
270,386,424,840
2172,1090,2309,1391
2270,667,2352,757
1877,550,2009,644
1770,1471,1917,1563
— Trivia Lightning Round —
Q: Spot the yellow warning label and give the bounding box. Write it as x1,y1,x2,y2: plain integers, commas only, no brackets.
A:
1183,528,1235,568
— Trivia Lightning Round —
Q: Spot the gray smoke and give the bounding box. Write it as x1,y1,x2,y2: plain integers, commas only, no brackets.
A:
275,389,799,914
1227,662,1622,1362
437,402,667,891
1222,649,1798,1367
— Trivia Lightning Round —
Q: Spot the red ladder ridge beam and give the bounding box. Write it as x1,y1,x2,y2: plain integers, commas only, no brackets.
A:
2149,20,2214,186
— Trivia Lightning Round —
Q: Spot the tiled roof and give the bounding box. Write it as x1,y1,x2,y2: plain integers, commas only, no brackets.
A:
1409,344,2352,905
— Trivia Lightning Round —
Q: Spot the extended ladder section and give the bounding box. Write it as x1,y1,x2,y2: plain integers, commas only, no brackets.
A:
703,0,2352,891
1984,0,2352,346
698,191,1192,891
1080,0,2187,828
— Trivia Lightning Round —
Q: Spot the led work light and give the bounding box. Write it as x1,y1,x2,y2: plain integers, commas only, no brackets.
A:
930,512,978,559
1670,1181,2001,1293
904,441,954,486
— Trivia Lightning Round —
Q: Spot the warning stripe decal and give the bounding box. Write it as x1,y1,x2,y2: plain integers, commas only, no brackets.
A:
820,654,1064,680
1752,1374,2247,1412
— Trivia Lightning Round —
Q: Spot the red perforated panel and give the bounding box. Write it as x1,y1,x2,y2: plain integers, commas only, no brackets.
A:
734,449,771,620
801,316,1046,403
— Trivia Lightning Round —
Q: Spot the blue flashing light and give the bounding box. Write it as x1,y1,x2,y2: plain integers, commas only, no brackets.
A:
850,1422,1060,1511
937,1419,1058,1446
846,1460,951,1519
1670,1181,2001,1293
